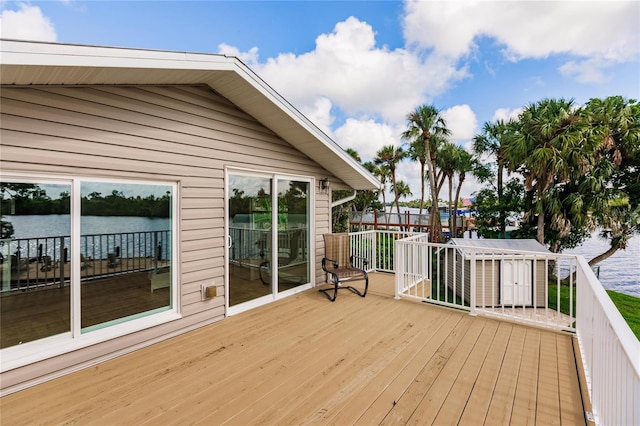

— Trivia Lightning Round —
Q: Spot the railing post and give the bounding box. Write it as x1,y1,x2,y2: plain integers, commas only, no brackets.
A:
56,237,64,288
153,231,159,270
394,237,402,299
469,251,477,316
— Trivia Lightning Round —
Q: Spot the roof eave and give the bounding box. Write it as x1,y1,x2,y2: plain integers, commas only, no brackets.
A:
0,39,380,190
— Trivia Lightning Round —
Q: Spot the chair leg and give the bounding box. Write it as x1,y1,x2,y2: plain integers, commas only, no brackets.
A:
346,274,368,298
320,276,368,301
319,279,338,301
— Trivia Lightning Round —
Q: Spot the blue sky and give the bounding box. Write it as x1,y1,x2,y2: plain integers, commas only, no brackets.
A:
1,0,639,199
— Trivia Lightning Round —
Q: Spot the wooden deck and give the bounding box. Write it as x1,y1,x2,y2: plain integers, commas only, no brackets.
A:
0,273,586,425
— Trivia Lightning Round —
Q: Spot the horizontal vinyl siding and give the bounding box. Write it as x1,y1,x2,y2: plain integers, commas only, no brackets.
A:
475,261,500,307
0,85,337,390
534,260,546,308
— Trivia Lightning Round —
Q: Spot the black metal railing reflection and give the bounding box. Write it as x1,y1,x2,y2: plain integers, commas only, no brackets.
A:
0,230,171,292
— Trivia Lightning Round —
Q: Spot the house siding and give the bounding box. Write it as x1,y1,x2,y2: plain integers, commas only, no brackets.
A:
0,84,336,390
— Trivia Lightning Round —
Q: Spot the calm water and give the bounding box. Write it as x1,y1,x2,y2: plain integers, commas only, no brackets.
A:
562,232,639,298
4,215,171,261
5,215,170,238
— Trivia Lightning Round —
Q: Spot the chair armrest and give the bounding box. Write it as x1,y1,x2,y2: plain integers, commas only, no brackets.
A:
350,255,369,267
322,257,340,271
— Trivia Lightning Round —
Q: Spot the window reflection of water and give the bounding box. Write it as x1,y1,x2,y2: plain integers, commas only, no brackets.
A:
4,215,171,261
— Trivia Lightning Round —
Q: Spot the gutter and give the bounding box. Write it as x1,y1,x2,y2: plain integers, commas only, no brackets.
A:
331,190,357,208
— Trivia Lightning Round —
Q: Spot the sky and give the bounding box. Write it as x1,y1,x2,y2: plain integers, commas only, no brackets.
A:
1,0,639,201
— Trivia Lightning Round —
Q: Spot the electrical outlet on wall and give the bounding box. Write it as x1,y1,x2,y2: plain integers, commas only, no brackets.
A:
201,282,216,300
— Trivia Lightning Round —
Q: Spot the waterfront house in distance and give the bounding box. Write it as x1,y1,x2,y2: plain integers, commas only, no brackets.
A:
0,39,379,393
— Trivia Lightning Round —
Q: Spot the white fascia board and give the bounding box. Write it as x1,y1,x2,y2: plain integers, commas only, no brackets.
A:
1,43,236,72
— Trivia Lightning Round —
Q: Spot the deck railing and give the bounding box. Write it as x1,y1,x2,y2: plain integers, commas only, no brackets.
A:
394,237,579,332
348,230,639,426
575,256,640,426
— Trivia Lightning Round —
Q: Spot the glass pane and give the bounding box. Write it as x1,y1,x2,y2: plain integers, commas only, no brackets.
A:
80,183,172,331
277,179,310,292
1,181,71,348
229,175,272,305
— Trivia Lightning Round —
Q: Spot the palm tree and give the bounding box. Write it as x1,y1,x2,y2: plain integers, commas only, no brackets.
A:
406,136,428,218
393,180,412,203
345,148,361,163
402,105,451,242
583,96,640,265
503,98,589,246
374,145,406,219
437,142,458,232
359,161,383,228
452,147,474,237
473,119,511,238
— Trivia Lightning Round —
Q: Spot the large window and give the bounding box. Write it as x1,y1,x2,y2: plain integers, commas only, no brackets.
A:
0,177,176,353
227,171,311,311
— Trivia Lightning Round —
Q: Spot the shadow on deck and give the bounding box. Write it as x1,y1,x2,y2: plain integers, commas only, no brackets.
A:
0,273,586,425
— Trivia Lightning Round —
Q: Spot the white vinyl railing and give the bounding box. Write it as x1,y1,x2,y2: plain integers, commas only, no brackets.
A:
350,230,414,273
362,231,638,426
394,238,578,331
575,256,640,426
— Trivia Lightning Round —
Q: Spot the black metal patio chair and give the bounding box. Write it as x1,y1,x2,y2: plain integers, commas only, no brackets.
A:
320,233,369,301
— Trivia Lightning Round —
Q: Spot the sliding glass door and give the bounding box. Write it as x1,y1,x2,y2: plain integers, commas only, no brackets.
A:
227,172,310,310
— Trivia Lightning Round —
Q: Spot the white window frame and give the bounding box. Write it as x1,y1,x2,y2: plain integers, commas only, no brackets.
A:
0,173,181,373
225,167,315,316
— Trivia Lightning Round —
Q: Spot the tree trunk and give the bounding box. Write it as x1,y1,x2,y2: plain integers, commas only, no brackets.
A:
448,175,453,234
453,174,464,238
427,162,440,242
419,159,426,218
380,187,389,225
536,186,545,245
588,245,620,267
497,163,505,239
391,169,402,228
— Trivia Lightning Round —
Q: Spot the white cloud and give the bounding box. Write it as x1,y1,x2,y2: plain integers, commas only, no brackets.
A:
300,97,335,137
217,43,260,66
333,118,403,162
491,107,522,123
442,104,478,143
0,4,56,41
403,0,639,77
558,58,609,84
243,16,468,125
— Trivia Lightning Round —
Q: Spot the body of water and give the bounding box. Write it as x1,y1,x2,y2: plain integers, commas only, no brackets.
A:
562,232,639,298
5,214,170,239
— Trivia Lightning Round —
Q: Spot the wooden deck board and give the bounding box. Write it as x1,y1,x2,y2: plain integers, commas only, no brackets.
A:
536,332,561,425
0,273,585,425
481,321,527,425
430,319,500,425
510,328,541,425
401,318,488,425
457,321,513,425
325,311,458,425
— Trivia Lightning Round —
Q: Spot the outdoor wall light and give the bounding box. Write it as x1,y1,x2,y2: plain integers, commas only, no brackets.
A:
320,177,330,191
